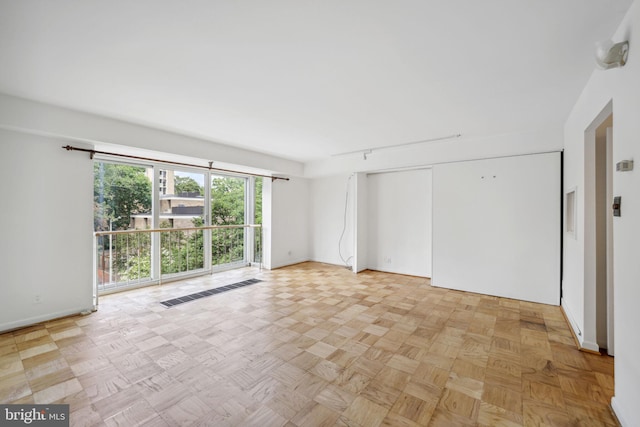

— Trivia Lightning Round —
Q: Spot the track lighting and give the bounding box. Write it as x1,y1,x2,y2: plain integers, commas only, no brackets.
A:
332,133,461,159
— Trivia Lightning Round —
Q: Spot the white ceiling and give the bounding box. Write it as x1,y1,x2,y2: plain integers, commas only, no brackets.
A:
0,0,632,162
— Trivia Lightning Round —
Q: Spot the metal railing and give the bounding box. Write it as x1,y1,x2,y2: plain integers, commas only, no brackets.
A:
94,224,262,299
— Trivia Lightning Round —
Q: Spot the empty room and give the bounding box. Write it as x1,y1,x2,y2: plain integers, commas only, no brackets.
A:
0,1,639,426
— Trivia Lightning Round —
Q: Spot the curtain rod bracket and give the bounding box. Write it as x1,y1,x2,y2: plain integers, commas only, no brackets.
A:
208,161,213,169
63,144,95,159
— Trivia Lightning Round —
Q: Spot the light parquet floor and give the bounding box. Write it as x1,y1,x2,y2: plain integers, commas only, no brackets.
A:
0,262,617,426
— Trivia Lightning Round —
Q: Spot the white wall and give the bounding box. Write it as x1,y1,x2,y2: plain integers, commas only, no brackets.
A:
0,93,304,177
264,177,310,269
0,93,311,330
0,129,94,332
366,169,432,277
309,174,354,267
563,2,640,424
432,153,561,305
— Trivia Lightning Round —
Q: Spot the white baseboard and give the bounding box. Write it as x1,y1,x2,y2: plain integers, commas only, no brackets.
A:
269,257,311,270
0,306,94,334
560,299,583,341
611,396,629,427
580,339,600,352
367,264,429,277
560,299,602,352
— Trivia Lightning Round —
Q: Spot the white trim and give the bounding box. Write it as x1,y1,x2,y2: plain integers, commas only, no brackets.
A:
581,100,614,356
99,279,159,295
243,176,251,266
0,307,94,334
152,166,161,280
562,298,601,352
565,186,578,240
353,172,368,273
605,126,614,356
269,257,311,270
561,298,583,340
580,339,600,352
246,176,256,264
611,397,629,427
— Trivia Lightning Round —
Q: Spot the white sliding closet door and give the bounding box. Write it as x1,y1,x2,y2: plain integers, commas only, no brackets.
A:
432,152,561,305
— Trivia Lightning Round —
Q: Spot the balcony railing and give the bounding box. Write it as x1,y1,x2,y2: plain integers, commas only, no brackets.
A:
94,224,262,297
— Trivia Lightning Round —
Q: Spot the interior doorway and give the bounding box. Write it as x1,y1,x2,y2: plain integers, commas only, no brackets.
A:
584,103,614,356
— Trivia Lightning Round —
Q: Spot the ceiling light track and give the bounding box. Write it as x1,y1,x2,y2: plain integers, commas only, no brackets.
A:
332,133,462,159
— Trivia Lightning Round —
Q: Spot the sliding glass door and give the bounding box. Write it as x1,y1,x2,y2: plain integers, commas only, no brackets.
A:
158,169,207,277
94,162,153,290
94,161,260,293
210,174,247,269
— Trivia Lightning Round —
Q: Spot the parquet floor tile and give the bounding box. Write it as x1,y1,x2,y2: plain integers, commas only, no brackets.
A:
0,262,618,426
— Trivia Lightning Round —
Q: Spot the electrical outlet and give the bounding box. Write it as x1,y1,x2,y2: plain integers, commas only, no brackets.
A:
288,250,292,256
384,257,392,264
33,294,42,304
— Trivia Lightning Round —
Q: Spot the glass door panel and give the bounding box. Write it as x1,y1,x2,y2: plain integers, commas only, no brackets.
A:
159,169,206,276
254,177,263,263
94,162,153,291
211,174,246,268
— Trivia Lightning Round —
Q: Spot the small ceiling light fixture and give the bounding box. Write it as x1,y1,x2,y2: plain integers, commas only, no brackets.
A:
595,40,629,69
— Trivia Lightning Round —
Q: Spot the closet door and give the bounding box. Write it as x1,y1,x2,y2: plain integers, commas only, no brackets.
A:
432,152,560,305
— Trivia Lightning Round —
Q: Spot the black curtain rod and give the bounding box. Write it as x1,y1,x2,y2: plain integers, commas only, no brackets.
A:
62,145,289,181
